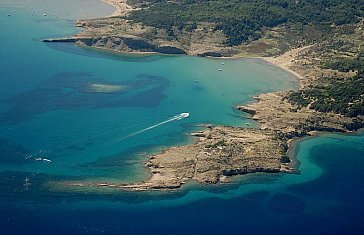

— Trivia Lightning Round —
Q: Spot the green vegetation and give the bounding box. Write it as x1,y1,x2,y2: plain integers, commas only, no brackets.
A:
126,1,364,118
321,53,364,73
287,55,364,117
127,0,364,46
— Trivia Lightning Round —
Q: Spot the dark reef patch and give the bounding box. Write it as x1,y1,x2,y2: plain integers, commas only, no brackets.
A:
0,72,169,124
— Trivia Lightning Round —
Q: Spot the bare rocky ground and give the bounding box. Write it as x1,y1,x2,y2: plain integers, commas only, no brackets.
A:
118,126,292,190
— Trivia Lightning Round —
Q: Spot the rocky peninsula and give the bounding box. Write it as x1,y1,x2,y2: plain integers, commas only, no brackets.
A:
51,0,364,191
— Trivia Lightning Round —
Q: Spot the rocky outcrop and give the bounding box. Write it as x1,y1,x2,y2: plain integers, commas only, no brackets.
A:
43,38,79,43
238,92,360,135
236,106,256,115
44,35,187,55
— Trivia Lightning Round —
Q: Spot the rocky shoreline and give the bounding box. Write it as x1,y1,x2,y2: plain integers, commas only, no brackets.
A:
67,126,293,191
41,0,238,58
50,1,363,191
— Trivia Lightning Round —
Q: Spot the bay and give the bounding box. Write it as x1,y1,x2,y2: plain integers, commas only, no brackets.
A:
0,2,363,235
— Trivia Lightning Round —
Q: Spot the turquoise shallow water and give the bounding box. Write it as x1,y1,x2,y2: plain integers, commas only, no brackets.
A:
0,0,115,20
0,6,297,181
1,2,364,235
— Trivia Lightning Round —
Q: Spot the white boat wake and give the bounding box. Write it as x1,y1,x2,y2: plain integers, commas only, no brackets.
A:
34,157,52,163
123,112,190,139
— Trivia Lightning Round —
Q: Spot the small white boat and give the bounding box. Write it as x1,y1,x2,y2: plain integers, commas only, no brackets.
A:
218,68,222,71
43,13,47,16
180,112,190,118
35,157,52,163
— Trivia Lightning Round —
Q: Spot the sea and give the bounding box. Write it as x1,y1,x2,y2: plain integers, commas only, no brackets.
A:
0,1,363,234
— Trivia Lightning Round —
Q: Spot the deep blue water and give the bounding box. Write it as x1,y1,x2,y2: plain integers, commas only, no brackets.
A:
1,2,364,235
1,133,364,235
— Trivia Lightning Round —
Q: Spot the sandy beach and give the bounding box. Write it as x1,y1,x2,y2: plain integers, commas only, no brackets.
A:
261,46,311,88
100,0,133,16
